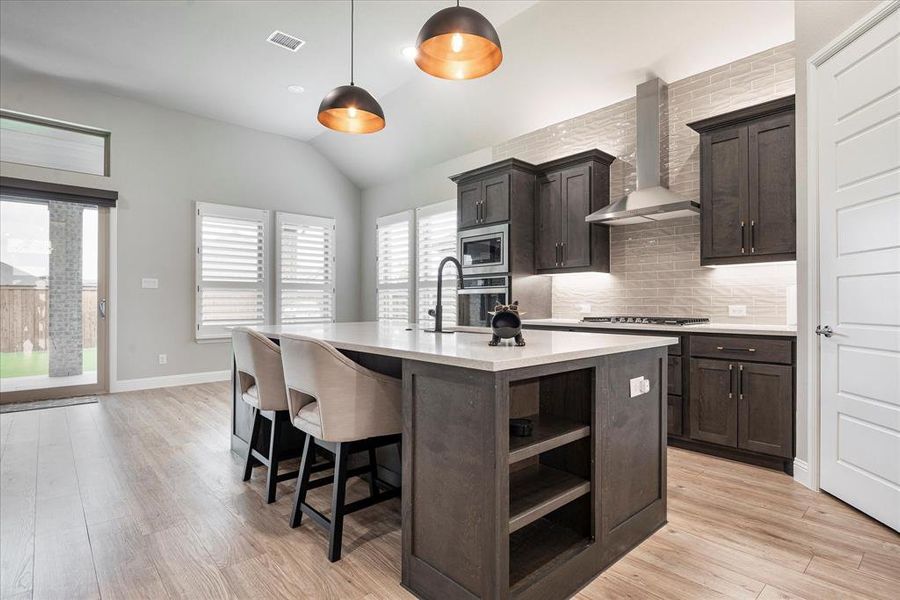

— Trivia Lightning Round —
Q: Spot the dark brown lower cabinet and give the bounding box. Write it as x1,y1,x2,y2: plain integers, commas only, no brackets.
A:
690,358,793,458
738,362,793,458
689,359,738,447
667,395,683,436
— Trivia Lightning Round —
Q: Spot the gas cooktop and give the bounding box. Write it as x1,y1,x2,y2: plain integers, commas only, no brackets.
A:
581,316,710,326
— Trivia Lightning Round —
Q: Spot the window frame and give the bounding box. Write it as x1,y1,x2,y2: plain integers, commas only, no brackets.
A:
376,199,457,324
274,211,337,325
376,209,416,322
194,201,269,341
415,199,458,327
0,109,111,177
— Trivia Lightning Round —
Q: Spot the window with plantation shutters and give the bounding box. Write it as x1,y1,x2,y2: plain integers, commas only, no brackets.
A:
195,202,268,340
376,211,413,322
276,212,336,324
416,200,457,327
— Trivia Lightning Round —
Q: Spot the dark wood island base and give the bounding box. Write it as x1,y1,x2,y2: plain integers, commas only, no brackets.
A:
400,347,668,600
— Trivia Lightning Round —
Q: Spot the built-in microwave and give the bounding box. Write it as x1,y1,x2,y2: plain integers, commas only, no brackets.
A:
457,223,509,276
457,275,509,328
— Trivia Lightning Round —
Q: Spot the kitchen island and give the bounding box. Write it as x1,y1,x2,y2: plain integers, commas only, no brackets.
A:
232,322,676,600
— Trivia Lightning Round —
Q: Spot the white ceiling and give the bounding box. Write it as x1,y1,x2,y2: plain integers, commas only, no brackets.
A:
0,1,794,189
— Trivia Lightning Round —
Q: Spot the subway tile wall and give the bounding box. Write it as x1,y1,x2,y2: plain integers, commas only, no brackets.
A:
493,43,796,324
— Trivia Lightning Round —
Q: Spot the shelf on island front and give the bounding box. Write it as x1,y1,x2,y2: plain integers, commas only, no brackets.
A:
508,413,591,464
509,464,590,533
509,516,592,595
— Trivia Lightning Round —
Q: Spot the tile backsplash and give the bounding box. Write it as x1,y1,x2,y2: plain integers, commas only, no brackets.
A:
493,43,796,324
550,216,796,324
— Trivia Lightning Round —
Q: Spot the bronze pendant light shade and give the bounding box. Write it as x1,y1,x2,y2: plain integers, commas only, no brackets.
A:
415,2,502,80
318,0,385,133
318,84,385,134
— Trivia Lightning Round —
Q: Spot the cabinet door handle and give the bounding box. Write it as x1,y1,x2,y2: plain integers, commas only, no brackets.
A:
738,364,744,400
555,242,560,266
561,242,566,265
717,346,756,352
750,220,756,253
476,201,482,223
728,363,734,399
740,221,745,254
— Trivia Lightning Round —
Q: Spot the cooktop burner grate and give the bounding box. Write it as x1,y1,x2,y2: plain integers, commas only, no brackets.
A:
581,316,710,326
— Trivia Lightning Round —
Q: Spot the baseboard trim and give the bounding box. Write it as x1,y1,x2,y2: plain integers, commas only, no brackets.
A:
793,458,813,489
111,369,230,393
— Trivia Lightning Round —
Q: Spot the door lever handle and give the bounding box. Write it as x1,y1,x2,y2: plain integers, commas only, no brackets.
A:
815,325,833,338
98,298,107,319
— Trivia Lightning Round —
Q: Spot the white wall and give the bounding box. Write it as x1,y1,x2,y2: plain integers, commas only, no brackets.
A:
0,61,362,382
793,0,880,476
359,147,492,321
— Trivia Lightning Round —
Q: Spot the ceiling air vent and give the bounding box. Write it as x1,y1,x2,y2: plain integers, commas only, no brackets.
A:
267,30,305,52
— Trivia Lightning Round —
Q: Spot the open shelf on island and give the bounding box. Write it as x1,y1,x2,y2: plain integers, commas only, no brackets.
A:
509,413,590,464
509,512,593,595
509,463,590,533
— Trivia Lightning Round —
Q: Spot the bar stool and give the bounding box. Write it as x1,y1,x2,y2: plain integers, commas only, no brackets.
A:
232,327,303,503
279,333,402,562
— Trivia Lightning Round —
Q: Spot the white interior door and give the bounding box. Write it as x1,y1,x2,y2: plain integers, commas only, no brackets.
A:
818,5,900,532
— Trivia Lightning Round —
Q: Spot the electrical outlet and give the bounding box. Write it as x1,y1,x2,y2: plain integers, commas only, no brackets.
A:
578,303,592,314
158,354,167,365
142,278,159,289
728,304,748,317
629,376,649,398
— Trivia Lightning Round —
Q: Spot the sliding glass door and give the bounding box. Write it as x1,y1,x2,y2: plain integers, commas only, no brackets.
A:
0,195,108,402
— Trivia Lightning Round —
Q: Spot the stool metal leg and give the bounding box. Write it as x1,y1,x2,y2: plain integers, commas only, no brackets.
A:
367,447,379,497
242,408,261,482
266,412,282,504
327,442,349,562
290,435,315,528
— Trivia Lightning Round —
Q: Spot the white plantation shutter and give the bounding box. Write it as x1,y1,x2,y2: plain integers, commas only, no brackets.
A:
276,212,336,324
376,211,414,321
416,200,457,327
195,202,268,340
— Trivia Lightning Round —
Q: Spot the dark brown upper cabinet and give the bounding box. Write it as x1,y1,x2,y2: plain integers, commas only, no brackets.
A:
451,159,536,230
533,149,614,274
688,96,795,266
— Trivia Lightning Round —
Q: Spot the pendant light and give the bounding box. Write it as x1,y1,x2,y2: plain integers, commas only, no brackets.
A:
317,0,385,134
414,0,502,80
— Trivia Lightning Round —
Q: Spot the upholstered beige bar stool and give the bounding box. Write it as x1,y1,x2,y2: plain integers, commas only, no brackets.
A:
280,333,402,562
232,327,304,503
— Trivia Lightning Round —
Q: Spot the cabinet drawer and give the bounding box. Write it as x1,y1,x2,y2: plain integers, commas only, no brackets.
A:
668,395,683,436
690,335,792,365
668,356,682,395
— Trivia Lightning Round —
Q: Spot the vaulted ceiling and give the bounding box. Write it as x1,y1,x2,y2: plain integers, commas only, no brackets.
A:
0,1,794,189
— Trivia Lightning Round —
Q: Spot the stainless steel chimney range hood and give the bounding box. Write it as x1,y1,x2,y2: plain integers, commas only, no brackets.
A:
586,78,699,226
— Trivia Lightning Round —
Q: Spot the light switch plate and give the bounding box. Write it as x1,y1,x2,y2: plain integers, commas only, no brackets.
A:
630,376,647,398
158,354,167,365
142,278,159,289
728,304,748,317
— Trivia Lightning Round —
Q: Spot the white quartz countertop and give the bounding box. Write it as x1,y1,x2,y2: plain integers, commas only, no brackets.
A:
248,322,677,372
523,318,797,337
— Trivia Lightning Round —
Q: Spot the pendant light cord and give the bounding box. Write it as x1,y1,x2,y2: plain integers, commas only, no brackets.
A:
350,0,355,85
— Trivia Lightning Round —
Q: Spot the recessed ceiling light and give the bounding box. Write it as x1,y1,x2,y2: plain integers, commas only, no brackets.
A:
402,46,418,60
287,84,305,94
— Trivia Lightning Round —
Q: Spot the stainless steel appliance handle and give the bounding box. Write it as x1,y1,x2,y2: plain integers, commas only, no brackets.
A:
457,287,509,295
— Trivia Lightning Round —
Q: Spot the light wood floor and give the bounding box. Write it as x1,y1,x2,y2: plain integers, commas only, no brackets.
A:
1,382,897,600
